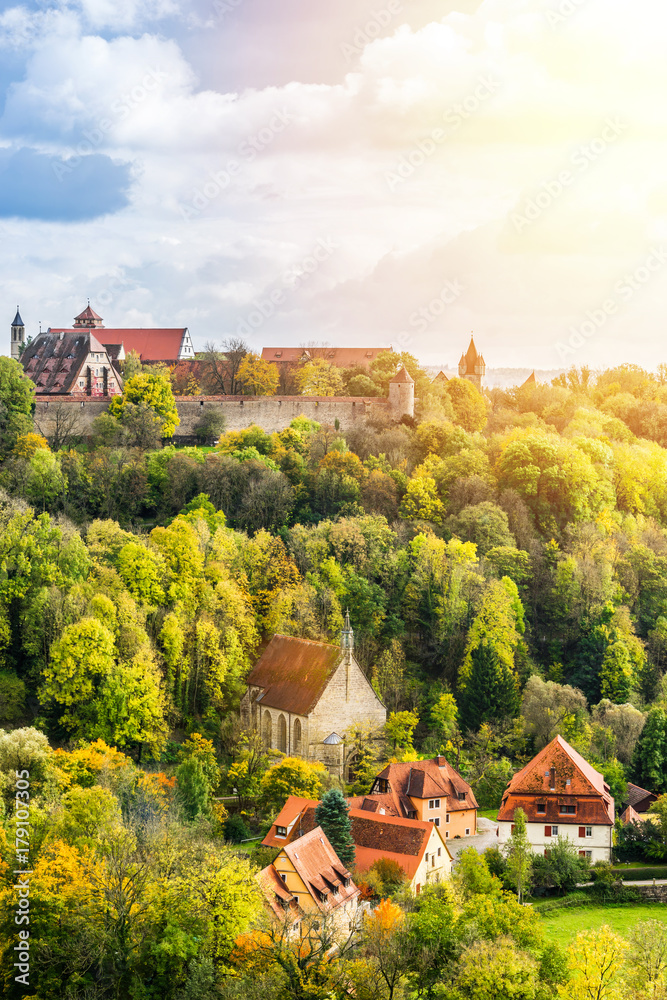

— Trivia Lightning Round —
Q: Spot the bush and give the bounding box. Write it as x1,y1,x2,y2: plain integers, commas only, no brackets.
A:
613,866,667,881
225,813,251,844
0,671,26,721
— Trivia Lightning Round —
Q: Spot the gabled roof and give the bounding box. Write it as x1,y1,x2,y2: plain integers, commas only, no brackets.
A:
620,804,642,826
262,795,453,880
372,758,478,814
390,365,414,385
282,827,358,912
12,308,24,327
48,328,188,363
521,371,536,387
246,634,343,716
261,347,392,368
433,370,449,383
21,331,115,395
258,863,299,920
498,735,614,824
625,783,658,812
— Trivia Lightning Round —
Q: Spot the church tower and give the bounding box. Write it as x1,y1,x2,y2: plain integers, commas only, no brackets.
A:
458,334,486,391
11,308,25,362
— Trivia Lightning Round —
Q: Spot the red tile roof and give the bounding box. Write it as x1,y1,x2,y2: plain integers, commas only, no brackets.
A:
282,827,359,912
372,758,478,815
262,796,451,881
497,735,614,825
258,863,299,920
49,328,187,362
390,366,414,384
246,634,342,716
261,347,392,369
75,305,103,325
626,783,658,813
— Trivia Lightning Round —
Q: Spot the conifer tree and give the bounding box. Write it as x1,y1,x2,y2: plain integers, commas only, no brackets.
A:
504,806,533,904
459,641,519,731
314,788,356,870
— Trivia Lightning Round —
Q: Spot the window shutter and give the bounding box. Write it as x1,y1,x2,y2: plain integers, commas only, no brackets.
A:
511,824,516,834
545,826,551,837
579,826,585,838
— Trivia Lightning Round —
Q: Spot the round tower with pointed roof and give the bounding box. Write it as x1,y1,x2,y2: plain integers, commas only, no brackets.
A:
389,365,415,420
11,307,25,362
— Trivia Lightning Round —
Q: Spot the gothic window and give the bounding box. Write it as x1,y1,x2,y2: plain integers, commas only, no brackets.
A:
263,711,272,748
278,715,287,754
293,718,302,754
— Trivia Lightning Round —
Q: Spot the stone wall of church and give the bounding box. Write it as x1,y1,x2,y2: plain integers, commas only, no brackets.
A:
33,393,405,439
309,657,386,746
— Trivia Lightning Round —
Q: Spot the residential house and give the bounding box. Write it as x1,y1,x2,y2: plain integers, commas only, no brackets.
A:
258,826,360,939
359,757,478,841
496,735,614,862
49,304,195,364
262,796,453,894
240,615,386,777
623,782,658,816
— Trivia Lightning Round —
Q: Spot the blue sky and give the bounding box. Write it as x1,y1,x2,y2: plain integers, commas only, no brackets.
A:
2,0,667,369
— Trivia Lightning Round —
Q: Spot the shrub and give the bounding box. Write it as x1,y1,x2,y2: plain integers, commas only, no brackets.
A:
0,671,26,722
225,813,251,844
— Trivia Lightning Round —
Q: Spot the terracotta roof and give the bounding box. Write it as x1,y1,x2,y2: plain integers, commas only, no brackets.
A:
49,327,187,363
620,805,642,826
103,344,124,362
626,783,658,813
497,735,614,825
282,827,359,912
433,371,449,383
521,371,536,387
258,864,299,920
74,304,103,325
262,795,452,881
465,336,480,367
21,331,119,396
390,365,414,385
246,634,342,716
372,758,478,815
261,347,392,368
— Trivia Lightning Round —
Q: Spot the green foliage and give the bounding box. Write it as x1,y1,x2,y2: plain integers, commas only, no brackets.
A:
258,757,326,814
109,368,180,437
315,788,356,869
176,756,211,821
0,671,26,721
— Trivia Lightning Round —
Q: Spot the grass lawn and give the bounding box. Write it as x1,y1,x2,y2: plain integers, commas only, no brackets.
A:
477,809,499,822
539,904,667,943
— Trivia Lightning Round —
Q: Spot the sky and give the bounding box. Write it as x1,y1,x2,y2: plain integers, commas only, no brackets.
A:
2,0,667,370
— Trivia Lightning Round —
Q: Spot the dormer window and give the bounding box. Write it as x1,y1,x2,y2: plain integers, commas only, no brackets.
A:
537,803,546,814
276,826,287,837
457,792,466,801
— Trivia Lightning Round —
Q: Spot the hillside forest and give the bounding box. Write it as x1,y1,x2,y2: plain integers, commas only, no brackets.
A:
2,351,667,998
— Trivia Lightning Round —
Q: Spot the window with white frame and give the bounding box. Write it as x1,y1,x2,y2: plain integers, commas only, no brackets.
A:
585,826,592,838
428,799,441,809
465,828,470,836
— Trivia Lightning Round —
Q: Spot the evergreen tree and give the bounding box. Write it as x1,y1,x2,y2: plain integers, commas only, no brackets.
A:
599,641,634,703
314,788,356,870
459,641,519,731
631,707,667,794
176,757,210,821
504,806,533,904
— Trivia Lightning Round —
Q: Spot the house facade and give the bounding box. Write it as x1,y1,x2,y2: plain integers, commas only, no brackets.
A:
360,757,478,842
262,796,453,894
258,826,360,940
21,330,123,397
496,735,614,862
240,616,386,777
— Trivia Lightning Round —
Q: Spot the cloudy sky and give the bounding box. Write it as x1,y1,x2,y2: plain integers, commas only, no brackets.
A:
1,0,667,369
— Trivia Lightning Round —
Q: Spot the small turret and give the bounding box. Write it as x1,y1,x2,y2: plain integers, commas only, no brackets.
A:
389,365,415,420
11,307,25,362
341,609,354,657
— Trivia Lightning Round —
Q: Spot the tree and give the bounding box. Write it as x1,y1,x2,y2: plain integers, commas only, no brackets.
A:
533,836,590,894
200,339,249,394
24,448,67,511
315,788,355,869
448,501,516,556
521,676,588,749
599,641,634,703
109,368,180,437
384,711,419,754
561,926,628,1000
626,919,667,993
176,757,211,821
237,354,280,396
117,540,166,606
258,757,327,814
399,476,445,524
504,807,532,904
40,618,116,736
454,937,539,1000
0,355,35,456
362,899,408,1000
632,707,667,793
459,641,518,731
591,700,645,766
296,359,344,396
443,377,488,432
37,400,82,450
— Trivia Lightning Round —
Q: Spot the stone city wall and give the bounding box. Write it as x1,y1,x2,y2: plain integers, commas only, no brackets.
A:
34,394,393,440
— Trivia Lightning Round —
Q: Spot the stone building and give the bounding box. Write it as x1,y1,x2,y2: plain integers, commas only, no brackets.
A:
10,308,25,362
240,615,386,777
496,735,615,862
49,303,195,363
358,757,478,842
21,330,122,397
388,365,415,420
458,335,486,390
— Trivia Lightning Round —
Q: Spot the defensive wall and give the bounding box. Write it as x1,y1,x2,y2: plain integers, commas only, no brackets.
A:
33,393,400,440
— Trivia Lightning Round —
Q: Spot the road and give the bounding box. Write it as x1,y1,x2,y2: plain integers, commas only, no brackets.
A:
447,816,499,863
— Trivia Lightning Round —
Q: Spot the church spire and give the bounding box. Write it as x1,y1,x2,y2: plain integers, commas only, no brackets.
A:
341,610,354,655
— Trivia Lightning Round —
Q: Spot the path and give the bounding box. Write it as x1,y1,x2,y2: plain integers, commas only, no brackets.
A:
447,816,498,863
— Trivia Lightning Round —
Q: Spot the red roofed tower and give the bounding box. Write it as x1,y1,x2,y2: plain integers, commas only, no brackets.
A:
458,335,486,390
73,303,104,329
389,365,415,420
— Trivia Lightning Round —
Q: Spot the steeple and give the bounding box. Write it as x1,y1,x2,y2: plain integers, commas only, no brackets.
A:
458,333,486,390
341,610,354,656
11,306,25,362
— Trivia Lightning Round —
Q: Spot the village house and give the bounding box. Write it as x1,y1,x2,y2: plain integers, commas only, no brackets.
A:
496,735,615,862
263,796,453,894
258,826,360,940
240,615,386,777
359,758,478,842
20,329,123,397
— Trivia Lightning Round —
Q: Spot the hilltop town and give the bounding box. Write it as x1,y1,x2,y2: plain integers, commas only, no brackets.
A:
1,308,667,999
